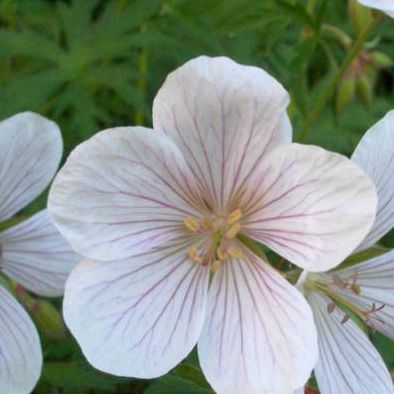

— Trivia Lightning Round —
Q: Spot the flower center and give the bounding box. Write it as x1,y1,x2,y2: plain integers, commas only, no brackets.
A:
184,209,244,271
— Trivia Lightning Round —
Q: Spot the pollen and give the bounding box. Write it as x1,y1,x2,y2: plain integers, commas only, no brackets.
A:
216,245,228,260
184,217,200,232
227,209,242,225
227,246,244,259
184,208,244,270
188,246,203,265
211,260,222,272
225,222,242,239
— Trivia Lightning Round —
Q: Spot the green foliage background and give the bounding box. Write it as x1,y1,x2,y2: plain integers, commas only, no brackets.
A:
0,0,393,392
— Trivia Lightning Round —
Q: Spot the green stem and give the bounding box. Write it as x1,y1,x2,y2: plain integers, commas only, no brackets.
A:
321,24,352,49
299,18,378,141
237,233,268,262
135,26,148,125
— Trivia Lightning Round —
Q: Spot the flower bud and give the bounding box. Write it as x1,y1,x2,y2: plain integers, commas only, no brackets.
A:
370,51,393,68
356,74,373,109
336,77,356,113
348,0,373,36
13,283,66,339
31,299,66,339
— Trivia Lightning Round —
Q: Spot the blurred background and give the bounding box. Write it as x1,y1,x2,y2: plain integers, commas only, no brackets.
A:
0,0,393,392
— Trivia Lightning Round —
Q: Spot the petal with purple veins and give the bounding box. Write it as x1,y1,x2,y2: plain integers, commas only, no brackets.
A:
49,127,202,261
198,249,317,394
0,285,42,394
153,56,290,212
0,209,81,297
63,240,209,378
331,250,394,340
241,143,377,272
308,291,393,394
0,112,62,221
352,110,394,251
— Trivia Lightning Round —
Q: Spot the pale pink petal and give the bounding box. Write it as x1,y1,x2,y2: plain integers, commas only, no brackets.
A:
352,111,394,251
63,241,209,378
0,285,42,394
309,292,393,394
198,249,317,393
153,56,290,212
49,127,202,261
358,0,394,17
329,250,394,340
0,210,81,297
242,143,377,272
0,112,62,221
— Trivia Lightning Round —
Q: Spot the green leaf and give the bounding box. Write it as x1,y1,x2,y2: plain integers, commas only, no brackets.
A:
0,69,65,118
0,29,63,62
41,360,127,390
171,363,211,389
371,331,394,368
337,246,389,270
145,376,213,394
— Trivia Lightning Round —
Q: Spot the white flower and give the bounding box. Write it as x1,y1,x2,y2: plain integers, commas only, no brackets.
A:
358,0,394,17
0,112,81,394
299,111,394,394
48,56,377,394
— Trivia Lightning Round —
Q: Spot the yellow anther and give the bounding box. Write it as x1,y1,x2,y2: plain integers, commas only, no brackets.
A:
184,217,200,232
200,217,214,232
188,246,202,264
351,283,361,295
216,245,228,260
227,209,242,225
227,246,244,259
211,260,221,272
225,222,242,239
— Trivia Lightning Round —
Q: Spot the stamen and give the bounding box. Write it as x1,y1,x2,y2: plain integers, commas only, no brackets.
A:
331,274,347,288
211,260,221,272
216,245,228,260
200,217,214,232
188,246,202,264
227,246,244,259
184,217,200,232
225,222,242,239
327,303,335,314
331,273,361,295
341,315,350,324
351,283,361,295
227,209,242,225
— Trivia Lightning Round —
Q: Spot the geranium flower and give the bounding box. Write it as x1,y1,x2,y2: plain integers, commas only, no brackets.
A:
358,0,394,17
0,112,80,394
48,56,377,393
298,111,394,394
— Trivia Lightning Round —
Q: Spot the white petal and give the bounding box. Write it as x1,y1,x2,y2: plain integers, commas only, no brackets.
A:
352,110,394,251
358,0,394,17
242,143,377,272
198,249,317,394
0,209,81,297
308,292,393,394
153,56,290,212
0,112,62,221
0,285,42,394
63,241,209,378
330,250,394,340
49,127,202,261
